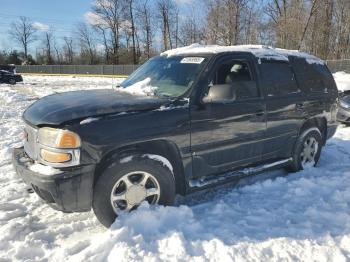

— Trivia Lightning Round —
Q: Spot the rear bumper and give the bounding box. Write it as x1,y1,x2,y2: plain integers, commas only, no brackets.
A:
12,147,95,212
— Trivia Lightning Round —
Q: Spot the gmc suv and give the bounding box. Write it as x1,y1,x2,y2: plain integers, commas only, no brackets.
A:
12,45,338,227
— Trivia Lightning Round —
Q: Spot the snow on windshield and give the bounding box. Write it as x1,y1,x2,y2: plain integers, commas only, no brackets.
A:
117,77,158,96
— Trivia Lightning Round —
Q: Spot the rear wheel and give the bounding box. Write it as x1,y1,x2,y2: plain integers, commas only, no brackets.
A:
93,155,175,227
288,128,323,172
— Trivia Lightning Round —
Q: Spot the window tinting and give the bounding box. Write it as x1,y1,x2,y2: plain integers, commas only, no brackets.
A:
213,60,258,100
260,60,299,96
291,57,335,93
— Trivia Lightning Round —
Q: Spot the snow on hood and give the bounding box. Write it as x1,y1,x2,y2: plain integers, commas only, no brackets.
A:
333,71,350,92
161,43,324,65
118,77,158,96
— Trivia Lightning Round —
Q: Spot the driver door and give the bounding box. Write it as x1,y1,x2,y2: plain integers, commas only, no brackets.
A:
190,54,266,178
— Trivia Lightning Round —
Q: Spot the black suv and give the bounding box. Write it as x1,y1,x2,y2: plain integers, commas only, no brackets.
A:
13,45,338,227
0,70,23,85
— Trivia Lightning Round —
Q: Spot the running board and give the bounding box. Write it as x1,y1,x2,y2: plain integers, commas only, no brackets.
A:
189,158,293,188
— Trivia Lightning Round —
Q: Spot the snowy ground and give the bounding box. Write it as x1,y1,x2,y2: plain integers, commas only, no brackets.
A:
1,74,350,261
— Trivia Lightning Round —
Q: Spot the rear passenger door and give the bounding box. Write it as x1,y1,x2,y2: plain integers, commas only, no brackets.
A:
259,59,305,160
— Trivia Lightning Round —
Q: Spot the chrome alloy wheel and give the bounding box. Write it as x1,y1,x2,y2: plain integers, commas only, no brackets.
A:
300,137,319,169
110,171,160,213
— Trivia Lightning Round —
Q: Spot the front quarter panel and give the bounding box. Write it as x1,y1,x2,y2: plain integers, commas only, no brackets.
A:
70,105,191,167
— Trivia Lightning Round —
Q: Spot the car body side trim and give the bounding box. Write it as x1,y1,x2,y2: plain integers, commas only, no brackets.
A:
189,157,292,188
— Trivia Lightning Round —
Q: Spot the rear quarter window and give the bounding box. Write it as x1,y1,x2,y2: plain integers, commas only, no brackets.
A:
259,60,299,97
290,57,337,94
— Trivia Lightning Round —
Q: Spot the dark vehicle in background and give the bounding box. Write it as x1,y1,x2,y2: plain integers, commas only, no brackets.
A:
0,64,16,73
337,90,350,124
12,45,338,227
0,70,23,85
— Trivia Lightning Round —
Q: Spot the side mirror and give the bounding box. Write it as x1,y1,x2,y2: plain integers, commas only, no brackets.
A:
202,84,236,104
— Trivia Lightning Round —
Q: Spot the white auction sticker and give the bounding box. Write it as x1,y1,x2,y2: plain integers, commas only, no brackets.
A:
180,57,205,64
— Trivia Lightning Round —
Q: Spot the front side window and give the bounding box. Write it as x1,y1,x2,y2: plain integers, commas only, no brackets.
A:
260,60,299,96
121,56,208,98
211,60,258,101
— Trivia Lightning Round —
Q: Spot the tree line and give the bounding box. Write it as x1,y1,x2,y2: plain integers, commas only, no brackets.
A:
1,0,349,65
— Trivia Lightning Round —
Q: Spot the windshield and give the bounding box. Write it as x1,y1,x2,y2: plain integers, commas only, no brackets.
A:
121,56,207,98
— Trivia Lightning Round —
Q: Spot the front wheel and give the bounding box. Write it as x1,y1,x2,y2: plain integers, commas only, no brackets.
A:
92,155,175,227
288,128,323,172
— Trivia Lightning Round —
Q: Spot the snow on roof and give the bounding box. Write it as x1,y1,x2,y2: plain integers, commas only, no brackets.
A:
161,43,324,65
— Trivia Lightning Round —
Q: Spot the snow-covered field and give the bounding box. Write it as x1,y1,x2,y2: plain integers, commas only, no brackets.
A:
1,74,350,261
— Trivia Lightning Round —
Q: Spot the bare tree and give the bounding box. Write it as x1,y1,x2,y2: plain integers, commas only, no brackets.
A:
126,0,138,64
298,0,319,50
92,0,127,64
136,0,154,59
334,0,350,59
265,0,288,48
205,0,247,45
78,23,97,64
43,32,54,64
99,26,110,63
53,41,61,64
10,16,37,60
157,0,177,50
63,37,74,64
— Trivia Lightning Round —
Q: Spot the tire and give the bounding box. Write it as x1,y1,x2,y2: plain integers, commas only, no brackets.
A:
288,128,323,172
92,155,176,227
9,78,16,85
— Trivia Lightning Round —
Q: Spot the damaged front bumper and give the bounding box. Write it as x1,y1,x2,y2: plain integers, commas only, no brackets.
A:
12,147,95,212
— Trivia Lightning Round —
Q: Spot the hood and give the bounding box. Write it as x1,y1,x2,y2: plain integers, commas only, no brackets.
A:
23,89,167,126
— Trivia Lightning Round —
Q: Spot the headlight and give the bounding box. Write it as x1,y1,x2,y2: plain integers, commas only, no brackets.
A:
38,127,81,148
339,100,350,109
37,127,81,165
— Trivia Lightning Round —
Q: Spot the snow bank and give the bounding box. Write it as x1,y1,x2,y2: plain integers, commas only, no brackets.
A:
333,71,350,91
0,73,350,261
161,43,324,65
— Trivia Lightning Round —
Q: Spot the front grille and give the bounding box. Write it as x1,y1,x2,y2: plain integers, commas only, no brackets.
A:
24,124,38,160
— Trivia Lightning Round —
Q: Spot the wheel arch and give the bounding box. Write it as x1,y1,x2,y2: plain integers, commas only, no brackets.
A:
94,139,187,195
298,117,327,145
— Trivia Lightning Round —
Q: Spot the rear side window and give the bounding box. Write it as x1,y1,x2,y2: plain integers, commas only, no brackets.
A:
259,60,299,96
290,57,336,93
